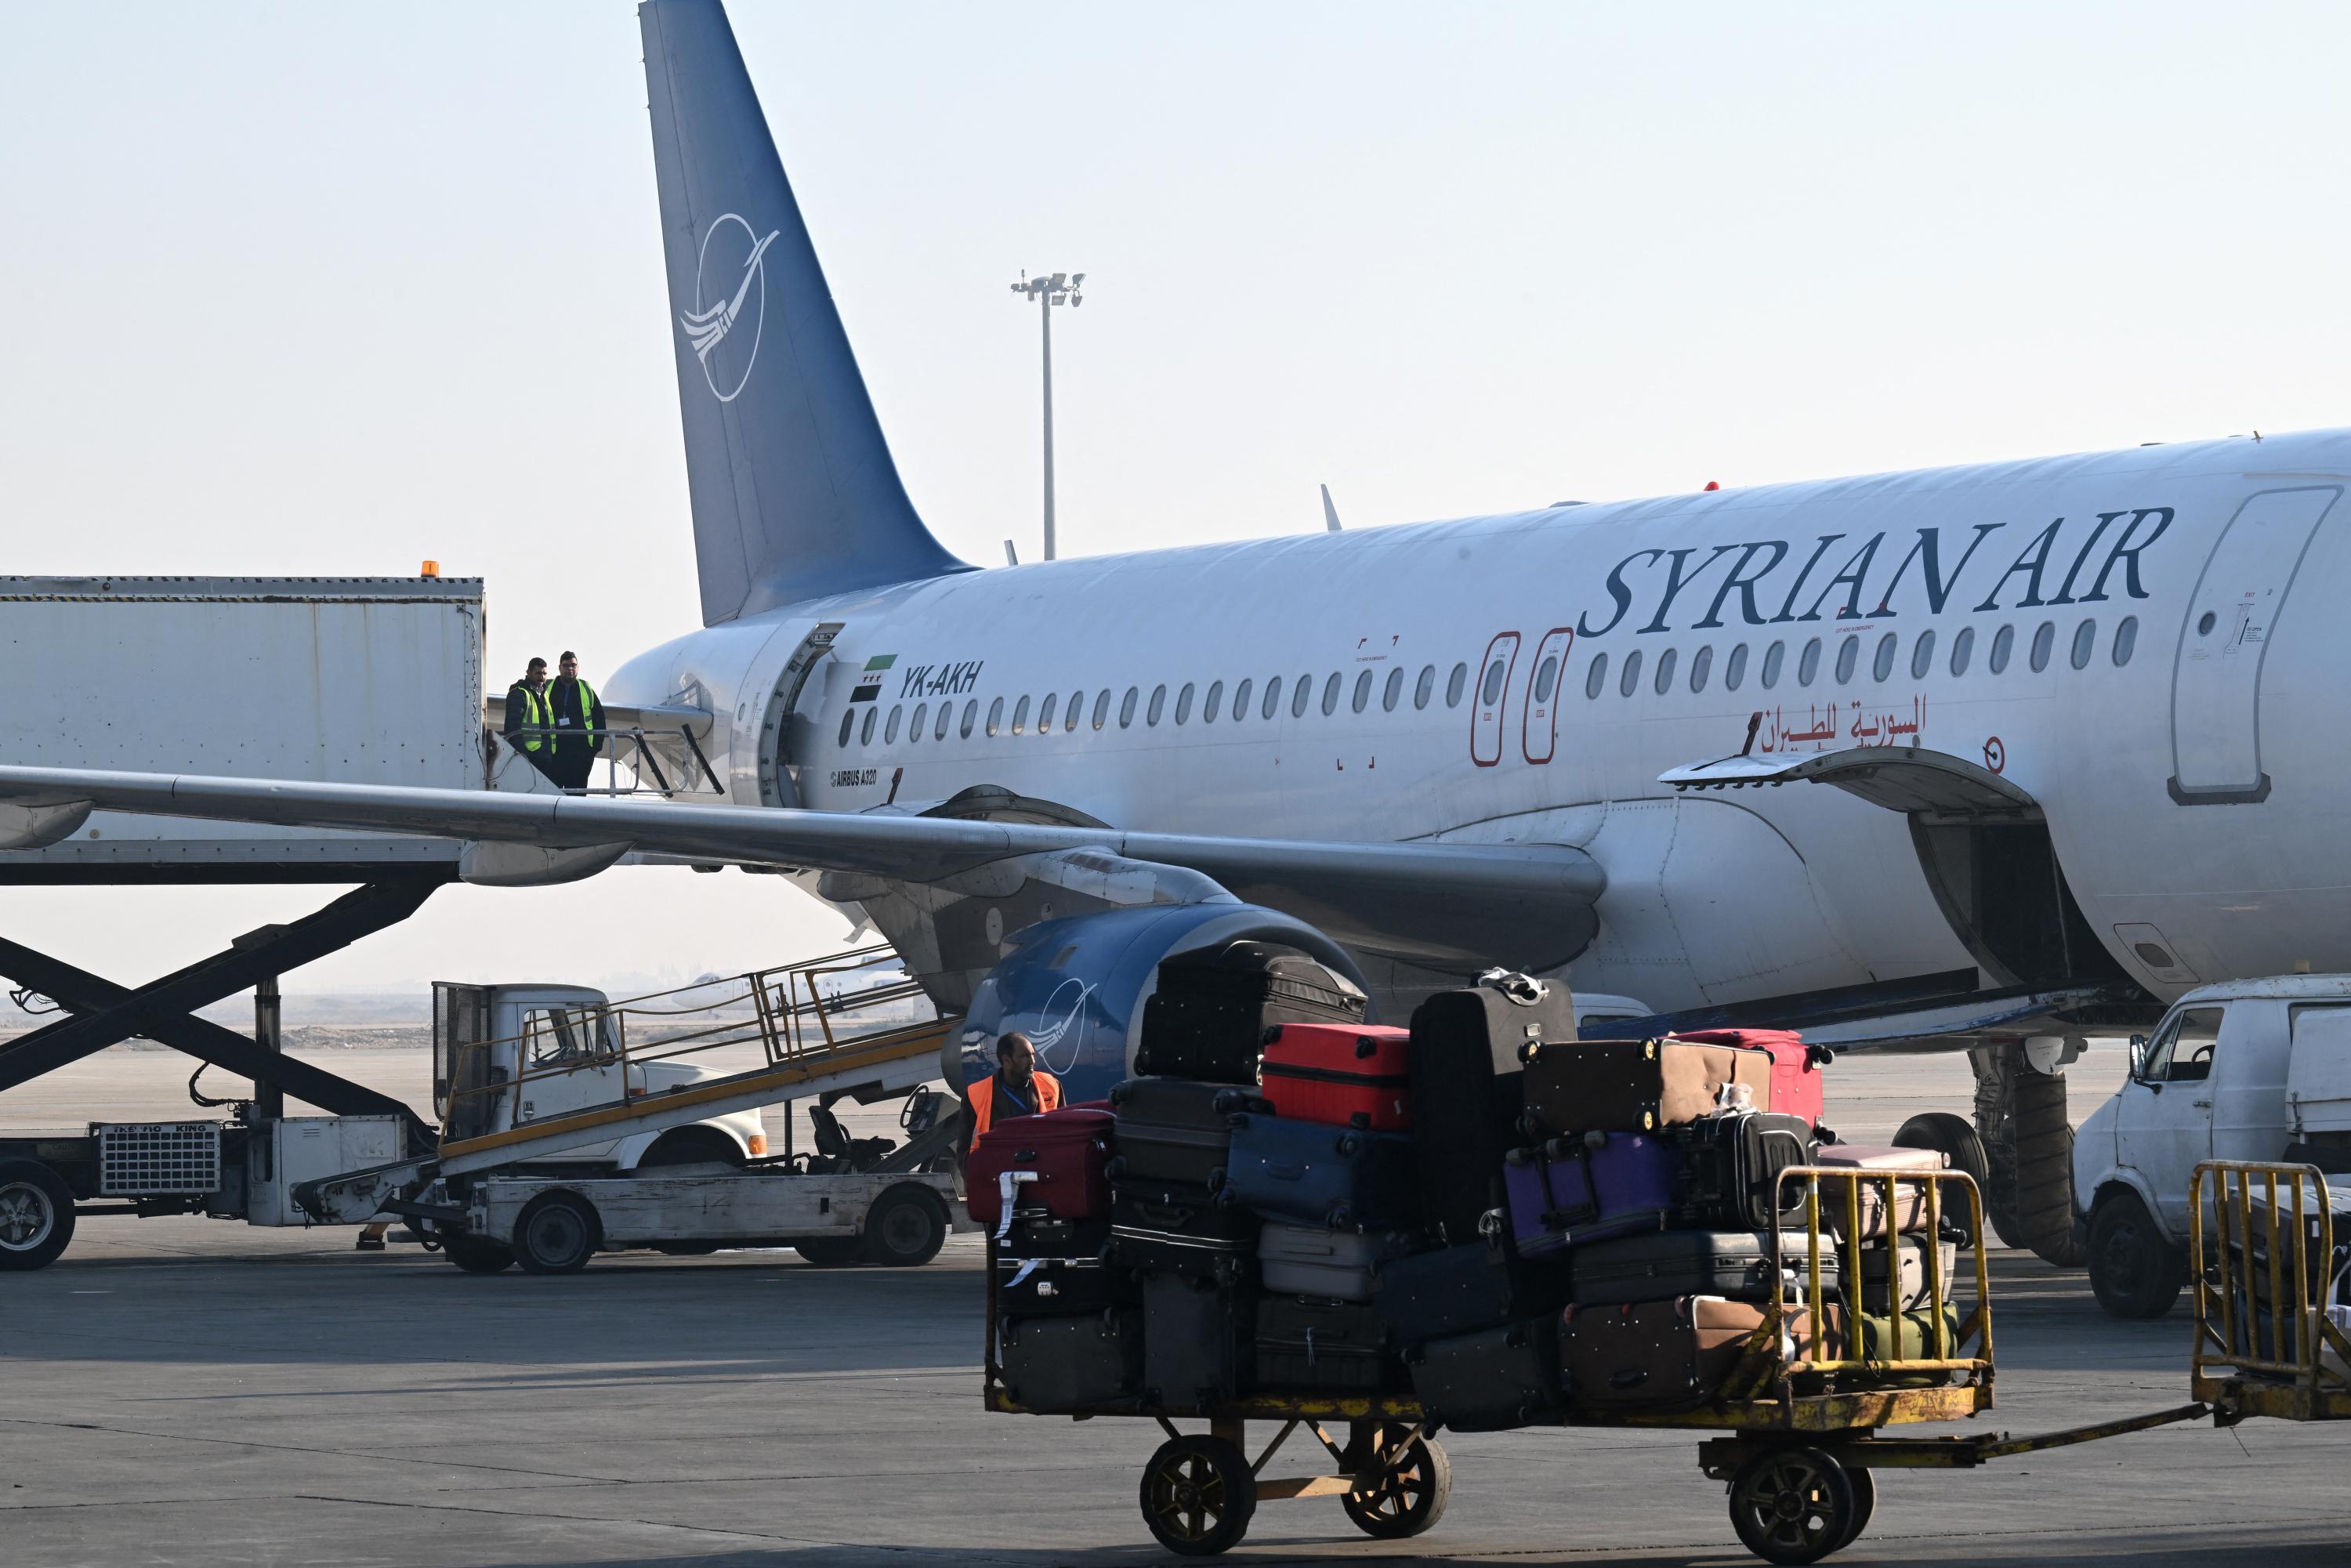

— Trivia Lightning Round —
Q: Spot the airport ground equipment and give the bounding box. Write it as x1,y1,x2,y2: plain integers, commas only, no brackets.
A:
985,1168,2219,1563
2189,1159,2351,1424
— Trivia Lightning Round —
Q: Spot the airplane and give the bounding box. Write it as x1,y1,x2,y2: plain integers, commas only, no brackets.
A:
3,0,2345,1266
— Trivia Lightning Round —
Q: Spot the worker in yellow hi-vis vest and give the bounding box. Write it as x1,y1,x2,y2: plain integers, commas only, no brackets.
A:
502,657,558,782
546,650,607,791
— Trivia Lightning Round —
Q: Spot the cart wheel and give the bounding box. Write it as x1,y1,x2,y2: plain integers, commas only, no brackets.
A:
1727,1446,1856,1565
1139,1434,1256,1556
1341,1427,1450,1539
1833,1463,1875,1552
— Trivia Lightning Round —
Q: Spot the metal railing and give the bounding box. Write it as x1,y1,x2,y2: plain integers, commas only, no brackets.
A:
2190,1159,2349,1400
498,724,725,798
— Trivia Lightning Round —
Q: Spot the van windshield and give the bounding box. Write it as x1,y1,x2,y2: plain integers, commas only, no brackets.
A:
2143,1007,2222,1082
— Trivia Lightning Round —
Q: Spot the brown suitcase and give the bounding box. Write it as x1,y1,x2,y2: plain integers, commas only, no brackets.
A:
1523,1038,1772,1136
1559,1295,1773,1410
1697,1297,1845,1367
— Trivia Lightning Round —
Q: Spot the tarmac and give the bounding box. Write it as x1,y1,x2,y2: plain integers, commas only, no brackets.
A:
6,1043,2349,1567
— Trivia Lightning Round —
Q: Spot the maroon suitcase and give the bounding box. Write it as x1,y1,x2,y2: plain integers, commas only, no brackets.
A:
966,1107,1113,1229
1259,1023,1412,1131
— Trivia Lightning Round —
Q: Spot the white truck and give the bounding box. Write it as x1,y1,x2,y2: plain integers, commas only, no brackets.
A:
2073,974,2351,1318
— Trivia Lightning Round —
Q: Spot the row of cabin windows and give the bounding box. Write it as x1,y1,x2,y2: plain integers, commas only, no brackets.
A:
1582,615,2140,701
839,660,1481,750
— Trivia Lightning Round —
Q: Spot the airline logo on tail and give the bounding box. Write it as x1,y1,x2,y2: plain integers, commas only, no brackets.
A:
679,212,781,403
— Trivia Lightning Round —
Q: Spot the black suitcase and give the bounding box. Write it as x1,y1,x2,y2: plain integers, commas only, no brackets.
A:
997,1308,1141,1411
1109,1182,1257,1283
1567,1228,1838,1307
1407,1316,1562,1432
1137,943,1367,1083
1672,1110,1817,1230
1142,1270,1254,1412
1108,1078,1250,1190
1253,1295,1394,1392
1375,1237,1568,1346
1408,976,1567,1244
994,1218,1128,1317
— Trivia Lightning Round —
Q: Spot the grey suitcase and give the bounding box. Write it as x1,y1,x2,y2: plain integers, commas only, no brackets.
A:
1570,1229,1838,1308
997,1308,1141,1411
1857,1237,1961,1313
1257,1220,1412,1302
1407,1316,1562,1432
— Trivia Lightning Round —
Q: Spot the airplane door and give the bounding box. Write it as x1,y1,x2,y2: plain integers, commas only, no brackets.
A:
2169,487,2339,803
1521,628,1574,764
1470,632,1520,768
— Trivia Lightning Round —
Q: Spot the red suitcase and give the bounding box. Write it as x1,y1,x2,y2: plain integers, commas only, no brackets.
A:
965,1107,1114,1229
1672,1028,1828,1126
1259,1023,1412,1131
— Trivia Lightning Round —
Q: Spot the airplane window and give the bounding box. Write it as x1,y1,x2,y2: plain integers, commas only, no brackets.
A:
1872,633,1896,683
1762,641,1786,689
1654,646,1678,695
1481,659,1507,706
987,697,1005,737
1120,686,1140,727
1262,676,1284,720
1725,643,1748,692
1353,670,1374,713
1949,627,1973,677
1175,683,1194,724
1415,664,1436,709
937,703,955,741
2114,616,2138,667
911,701,928,741
1383,668,1404,712
1066,691,1082,732
1619,648,1643,697
1147,684,1167,726
1688,646,1712,694
861,706,878,745
1294,675,1314,719
1989,624,2014,674
1320,672,1340,715
838,708,855,748
1092,690,1110,730
2070,618,2096,671
1534,656,1560,703
1204,680,1225,722
885,704,904,744
1447,662,1469,707
1910,629,1936,680
1037,693,1057,733
1011,695,1030,734
2030,621,2056,673
962,699,979,738
1797,638,1821,686
1833,637,1858,684
1233,678,1253,721
1585,653,1609,699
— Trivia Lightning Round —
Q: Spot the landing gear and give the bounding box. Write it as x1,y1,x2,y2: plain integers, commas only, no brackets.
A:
1969,1038,2085,1265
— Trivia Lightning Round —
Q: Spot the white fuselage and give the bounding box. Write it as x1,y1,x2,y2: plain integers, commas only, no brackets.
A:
611,430,2351,1015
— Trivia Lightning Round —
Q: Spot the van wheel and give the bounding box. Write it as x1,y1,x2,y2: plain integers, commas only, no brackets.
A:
513,1192,600,1274
863,1185,947,1267
0,1160,74,1271
2087,1192,2184,1318
444,1234,516,1274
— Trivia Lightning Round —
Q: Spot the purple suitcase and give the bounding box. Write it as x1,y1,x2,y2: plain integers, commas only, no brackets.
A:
1502,1132,1678,1258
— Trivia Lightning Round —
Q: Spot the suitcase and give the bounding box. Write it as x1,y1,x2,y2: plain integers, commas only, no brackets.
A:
1137,943,1367,1083
1375,1237,1568,1345
1259,1023,1412,1131
1141,1270,1253,1412
1107,1078,1248,1191
1670,1028,1829,1126
1560,1295,1754,1411
1109,1182,1257,1282
1408,977,1564,1244
997,1308,1141,1411
965,1107,1114,1229
1820,1179,1940,1241
1256,1219,1412,1302
1568,1228,1839,1307
994,1218,1126,1317
1522,1037,1773,1136
1857,1237,1962,1313
1254,1295,1393,1392
1672,1110,1817,1230
1500,1132,1678,1258
1853,1306,1964,1385
1222,1113,1418,1231
1811,1146,1951,1240
1814,1143,1946,1171
1408,1316,1562,1432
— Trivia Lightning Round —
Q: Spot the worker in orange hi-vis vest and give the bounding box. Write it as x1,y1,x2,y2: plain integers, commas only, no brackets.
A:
956,1031,1063,1170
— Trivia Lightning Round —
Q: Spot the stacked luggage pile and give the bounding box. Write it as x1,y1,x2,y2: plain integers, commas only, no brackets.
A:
978,945,1969,1426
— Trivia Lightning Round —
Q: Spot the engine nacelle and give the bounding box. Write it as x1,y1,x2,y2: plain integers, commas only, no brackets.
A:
946,903,1372,1105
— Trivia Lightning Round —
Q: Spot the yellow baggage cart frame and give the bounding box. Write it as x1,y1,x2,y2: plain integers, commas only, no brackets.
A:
2189,1158,2351,1425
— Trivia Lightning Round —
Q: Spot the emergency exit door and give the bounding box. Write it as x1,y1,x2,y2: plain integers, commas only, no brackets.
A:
1469,632,1520,768
2169,487,2339,804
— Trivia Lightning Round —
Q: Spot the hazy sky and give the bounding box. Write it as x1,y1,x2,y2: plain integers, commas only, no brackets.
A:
3,2,2347,997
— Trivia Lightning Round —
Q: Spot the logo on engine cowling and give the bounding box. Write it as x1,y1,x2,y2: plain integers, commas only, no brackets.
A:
679,213,781,403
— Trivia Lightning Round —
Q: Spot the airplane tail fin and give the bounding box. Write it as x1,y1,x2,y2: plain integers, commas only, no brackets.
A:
639,0,970,625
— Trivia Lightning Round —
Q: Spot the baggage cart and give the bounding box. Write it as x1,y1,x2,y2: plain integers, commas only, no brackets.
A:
982,1166,2215,1563
2188,1158,2351,1424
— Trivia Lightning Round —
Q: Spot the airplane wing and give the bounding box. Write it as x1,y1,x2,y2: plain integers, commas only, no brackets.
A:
0,766,1604,972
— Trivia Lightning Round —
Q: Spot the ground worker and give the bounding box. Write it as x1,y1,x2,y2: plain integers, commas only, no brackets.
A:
502,657,557,781
545,650,607,791
956,1031,1063,1169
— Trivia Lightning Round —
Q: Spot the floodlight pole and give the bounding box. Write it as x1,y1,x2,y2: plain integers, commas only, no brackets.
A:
1010,271,1084,562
